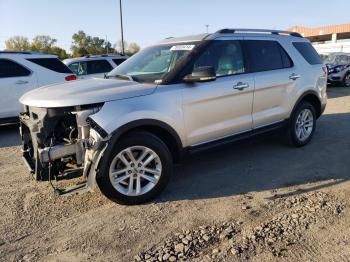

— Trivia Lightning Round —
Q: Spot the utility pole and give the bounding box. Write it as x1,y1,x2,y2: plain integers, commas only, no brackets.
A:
105,35,109,54
119,0,125,55
205,25,209,33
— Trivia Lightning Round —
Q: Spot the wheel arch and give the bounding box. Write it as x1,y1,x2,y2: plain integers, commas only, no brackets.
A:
292,90,322,118
107,119,184,164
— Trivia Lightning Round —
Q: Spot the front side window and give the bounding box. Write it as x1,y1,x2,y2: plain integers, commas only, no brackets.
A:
245,40,293,72
0,59,31,78
192,40,245,77
68,62,87,76
87,60,113,74
107,43,197,83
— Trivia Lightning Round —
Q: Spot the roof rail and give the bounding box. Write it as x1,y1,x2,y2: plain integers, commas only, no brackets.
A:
0,51,33,54
83,53,127,58
216,29,303,38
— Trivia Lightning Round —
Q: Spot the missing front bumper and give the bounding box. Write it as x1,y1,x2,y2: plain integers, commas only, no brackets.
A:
19,115,49,180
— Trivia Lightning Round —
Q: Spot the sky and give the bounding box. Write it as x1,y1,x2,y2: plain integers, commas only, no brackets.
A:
1,0,350,52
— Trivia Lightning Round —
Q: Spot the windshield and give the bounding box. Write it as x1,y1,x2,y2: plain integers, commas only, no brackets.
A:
325,54,350,64
107,43,197,83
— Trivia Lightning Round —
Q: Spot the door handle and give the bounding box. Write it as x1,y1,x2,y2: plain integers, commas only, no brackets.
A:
15,80,29,85
233,82,249,91
289,73,301,80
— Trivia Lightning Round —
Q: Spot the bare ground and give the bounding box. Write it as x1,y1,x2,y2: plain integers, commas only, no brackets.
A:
0,87,350,262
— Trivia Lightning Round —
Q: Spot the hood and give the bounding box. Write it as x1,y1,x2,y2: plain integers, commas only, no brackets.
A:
20,78,157,108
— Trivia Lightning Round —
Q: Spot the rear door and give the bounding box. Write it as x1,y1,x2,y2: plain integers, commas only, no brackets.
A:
0,59,36,118
243,39,298,128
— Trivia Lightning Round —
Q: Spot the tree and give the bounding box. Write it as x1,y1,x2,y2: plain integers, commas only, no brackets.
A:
126,43,140,55
50,46,70,60
5,35,70,59
71,31,90,57
114,40,128,54
89,36,107,54
5,36,30,51
71,30,114,56
31,35,57,54
114,40,140,56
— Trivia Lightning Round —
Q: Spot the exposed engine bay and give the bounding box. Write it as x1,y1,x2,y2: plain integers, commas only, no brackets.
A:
19,104,107,194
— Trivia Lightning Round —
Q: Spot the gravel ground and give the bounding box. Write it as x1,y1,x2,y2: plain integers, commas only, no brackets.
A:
0,87,350,262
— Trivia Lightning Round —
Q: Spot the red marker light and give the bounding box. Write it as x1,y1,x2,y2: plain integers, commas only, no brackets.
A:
65,75,77,81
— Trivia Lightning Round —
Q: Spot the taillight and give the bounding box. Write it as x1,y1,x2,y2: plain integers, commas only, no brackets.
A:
65,75,77,81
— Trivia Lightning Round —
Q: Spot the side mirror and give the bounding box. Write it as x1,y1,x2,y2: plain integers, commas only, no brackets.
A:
183,66,216,83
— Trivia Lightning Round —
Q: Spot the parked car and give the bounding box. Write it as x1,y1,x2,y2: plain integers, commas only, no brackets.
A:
325,52,350,86
0,51,76,123
63,54,128,79
19,29,327,205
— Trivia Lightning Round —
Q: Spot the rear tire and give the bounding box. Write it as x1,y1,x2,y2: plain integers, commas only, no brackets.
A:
97,131,173,205
286,101,316,147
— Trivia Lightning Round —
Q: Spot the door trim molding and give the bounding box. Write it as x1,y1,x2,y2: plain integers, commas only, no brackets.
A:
186,119,288,154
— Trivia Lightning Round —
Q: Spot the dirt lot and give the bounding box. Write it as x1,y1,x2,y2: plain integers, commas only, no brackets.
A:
0,87,350,262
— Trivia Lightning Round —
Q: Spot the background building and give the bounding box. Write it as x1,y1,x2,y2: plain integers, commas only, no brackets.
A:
289,23,350,54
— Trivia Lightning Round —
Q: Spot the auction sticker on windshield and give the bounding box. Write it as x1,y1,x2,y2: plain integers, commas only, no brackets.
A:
170,45,195,51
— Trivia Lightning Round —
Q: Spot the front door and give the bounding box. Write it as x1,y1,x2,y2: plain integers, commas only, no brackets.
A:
182,40,254,146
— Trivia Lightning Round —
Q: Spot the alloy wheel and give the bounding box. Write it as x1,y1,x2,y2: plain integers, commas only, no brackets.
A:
109,146,162,196
295,108,314,142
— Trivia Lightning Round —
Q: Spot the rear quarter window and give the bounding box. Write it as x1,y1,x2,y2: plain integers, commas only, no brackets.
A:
27,58,73,73
112,58,126,66
293,42,323,65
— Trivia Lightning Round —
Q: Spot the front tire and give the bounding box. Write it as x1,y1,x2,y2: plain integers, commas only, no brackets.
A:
286,101,316,147
97,131,173,205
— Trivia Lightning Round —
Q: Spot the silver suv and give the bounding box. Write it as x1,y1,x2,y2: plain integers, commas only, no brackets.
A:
19,29,327,205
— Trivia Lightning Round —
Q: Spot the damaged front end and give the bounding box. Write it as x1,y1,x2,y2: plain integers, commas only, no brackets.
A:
19,104,108,194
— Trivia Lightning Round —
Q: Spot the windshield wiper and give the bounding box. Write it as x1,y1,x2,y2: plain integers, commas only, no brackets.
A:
107,74,135,81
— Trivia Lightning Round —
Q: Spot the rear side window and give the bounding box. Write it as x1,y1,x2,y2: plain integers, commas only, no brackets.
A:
27,58,72,73
293,42,322,65
112,58,126,66
87,60,113,74
244,40,293,72
0,59,31,78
